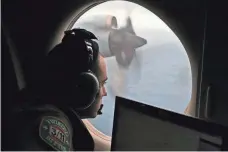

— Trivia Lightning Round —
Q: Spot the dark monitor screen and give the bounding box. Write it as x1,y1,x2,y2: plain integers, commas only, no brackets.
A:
111,97,228,151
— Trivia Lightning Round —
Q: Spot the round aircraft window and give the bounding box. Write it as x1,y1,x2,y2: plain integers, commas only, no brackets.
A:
72,1,192,137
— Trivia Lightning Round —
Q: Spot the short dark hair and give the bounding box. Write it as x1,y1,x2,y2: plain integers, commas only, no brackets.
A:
37,29,101,98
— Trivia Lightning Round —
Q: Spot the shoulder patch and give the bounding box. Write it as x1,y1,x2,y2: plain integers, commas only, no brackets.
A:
39,116,71,151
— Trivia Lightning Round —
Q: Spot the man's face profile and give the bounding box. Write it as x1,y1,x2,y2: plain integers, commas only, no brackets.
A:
92,55,108,117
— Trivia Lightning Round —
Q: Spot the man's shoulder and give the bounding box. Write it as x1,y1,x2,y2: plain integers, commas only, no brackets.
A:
7,104,73,151
38,114,73,151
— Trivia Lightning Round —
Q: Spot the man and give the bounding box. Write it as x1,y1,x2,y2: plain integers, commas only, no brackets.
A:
3,28,108,151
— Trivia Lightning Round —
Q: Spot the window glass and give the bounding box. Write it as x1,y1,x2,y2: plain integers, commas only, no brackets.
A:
72,1,192,136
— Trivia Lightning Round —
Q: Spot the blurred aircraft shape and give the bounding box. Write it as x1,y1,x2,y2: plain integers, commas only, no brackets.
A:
74,14,147,68
73,10,147,97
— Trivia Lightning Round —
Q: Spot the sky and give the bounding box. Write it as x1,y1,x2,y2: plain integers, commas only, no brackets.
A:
77,1,172,30
74,1,187,52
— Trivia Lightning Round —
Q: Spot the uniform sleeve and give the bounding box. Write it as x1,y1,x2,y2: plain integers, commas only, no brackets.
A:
38,115,73,151
9,111,74,151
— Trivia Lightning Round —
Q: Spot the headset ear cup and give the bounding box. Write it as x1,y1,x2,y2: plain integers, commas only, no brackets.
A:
75,72,99,109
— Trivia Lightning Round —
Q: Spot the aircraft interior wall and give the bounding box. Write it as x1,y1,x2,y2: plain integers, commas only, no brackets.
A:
2,31,19,111
2,30,21,149
198,1,228,126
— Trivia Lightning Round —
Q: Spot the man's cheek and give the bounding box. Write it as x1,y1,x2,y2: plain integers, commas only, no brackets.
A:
99,88,103,96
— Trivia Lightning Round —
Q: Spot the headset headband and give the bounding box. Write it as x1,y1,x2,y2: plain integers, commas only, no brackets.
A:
62,28,99,70
63,28,98,42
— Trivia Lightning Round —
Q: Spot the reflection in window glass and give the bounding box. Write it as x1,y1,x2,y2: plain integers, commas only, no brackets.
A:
72,1,192,136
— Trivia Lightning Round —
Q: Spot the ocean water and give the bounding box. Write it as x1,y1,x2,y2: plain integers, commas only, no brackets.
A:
88,43,192,136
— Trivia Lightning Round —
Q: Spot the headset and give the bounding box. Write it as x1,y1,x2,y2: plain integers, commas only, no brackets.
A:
59,28,100,110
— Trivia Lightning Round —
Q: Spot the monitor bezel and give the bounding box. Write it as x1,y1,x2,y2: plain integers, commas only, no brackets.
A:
111,96,228,151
